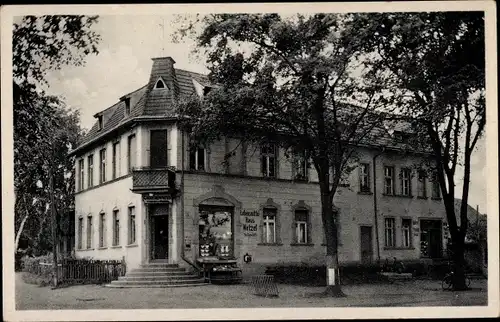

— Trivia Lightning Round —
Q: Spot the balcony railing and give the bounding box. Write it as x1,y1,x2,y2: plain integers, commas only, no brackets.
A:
131,167,176,193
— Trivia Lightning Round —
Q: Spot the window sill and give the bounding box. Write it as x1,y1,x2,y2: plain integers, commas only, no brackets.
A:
417,196,428,200
383,247,415,250
97,246,107,250
431,197,442,201
321,243,343,247
110,245,122,249
358,191,373,195
82,248,94,251
126,243,138,248
257,243,283,246
291,243,315,247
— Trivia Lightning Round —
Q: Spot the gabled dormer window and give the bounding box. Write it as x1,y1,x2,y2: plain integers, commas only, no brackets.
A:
124,98,131,116
97,115,103,131
154,78,166,89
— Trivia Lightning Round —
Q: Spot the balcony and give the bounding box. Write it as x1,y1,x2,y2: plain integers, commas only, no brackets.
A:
131,167,177,195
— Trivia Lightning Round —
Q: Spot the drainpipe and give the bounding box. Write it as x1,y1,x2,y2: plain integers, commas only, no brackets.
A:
179,127,199,272
373,147,385,264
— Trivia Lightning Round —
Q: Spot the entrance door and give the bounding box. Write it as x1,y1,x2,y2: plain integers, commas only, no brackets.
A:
150,130,168,168
420,220,443,258
360,226,373,264
150,205,169,260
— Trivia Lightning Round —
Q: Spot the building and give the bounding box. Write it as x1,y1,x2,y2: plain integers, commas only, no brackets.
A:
70,56,448,279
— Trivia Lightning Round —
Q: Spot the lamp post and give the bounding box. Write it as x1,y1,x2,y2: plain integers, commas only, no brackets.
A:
49,142,58,288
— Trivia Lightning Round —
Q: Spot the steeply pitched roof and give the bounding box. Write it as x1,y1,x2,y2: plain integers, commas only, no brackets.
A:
71,56,209,155
71,56,426,156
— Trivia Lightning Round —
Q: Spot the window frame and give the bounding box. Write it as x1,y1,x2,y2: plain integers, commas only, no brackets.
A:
77,217,83,250
190,147,207,171
401,218,412,248
384,166,395,195
112,209,120,246
127,134,136,173
359,163,371,192
87,154,94,188
99,148,107,184
432,174,441,198
112,141,120,180
400,167,412,196
417,169,427,198
262,208,277,244
384,217,396,248
261,143,277,178
293,150,308,181
99,212,106,248
294,208,310,245
86,215,93,249
78,159,85,191
128,206,136,245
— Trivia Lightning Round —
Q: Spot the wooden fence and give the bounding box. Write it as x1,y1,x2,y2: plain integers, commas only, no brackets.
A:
23,258,126,286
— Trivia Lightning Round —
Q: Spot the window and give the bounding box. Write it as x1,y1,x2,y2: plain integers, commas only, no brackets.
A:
155,78,166,89
112,210,120,246
99,212,106,248
400,168,411,196
261,143,277,178
402,218,412,248
417,170,427,198
87,155,94,188
99,148,106,184
78,159,84,191
190,147,206,171
384,166,394,195
199,207,233,257
359,163,370,192
294,150,308,180
97,115,103,131
128,206,136,245
262,208,277,244
112,141,120,179
77,217,83,249
432,174,441,198
124,98,131,116
86,215,93,249
384,217,395,247
295,209,309,244
127,134,136,173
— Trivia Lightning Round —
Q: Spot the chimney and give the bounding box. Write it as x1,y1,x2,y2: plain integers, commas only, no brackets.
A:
149,57,179,97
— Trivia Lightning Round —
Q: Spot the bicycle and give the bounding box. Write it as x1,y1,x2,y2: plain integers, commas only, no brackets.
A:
441,270,471,290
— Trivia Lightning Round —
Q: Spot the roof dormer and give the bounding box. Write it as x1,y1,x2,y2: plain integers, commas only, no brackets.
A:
97,115,103,131
154,77,167,90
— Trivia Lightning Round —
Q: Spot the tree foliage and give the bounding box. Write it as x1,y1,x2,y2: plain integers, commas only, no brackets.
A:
13,15,100,255
175,13,396,296
358,11,485,290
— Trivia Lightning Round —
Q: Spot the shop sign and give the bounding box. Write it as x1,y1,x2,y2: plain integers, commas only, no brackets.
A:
241,210,259,236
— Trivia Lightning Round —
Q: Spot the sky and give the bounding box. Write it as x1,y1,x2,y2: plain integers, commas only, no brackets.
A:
42,15,487,213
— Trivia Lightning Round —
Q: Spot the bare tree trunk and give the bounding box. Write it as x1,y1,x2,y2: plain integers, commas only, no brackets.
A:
15,214,29,253
321,186,345,297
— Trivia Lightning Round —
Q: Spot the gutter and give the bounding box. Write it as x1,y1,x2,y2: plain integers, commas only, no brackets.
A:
373,146,385,263
179,126,199,273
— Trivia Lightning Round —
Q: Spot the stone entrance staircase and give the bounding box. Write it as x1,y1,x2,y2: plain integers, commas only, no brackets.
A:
105,263,207,288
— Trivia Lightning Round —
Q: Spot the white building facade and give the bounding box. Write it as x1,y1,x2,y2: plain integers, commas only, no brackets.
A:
71,57,449,277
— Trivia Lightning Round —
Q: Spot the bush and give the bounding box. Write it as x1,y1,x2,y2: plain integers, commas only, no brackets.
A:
265,261,433,286
20,253,55,286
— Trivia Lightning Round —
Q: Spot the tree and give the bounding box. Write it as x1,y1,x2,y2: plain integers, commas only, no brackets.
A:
360,12,485,290
13,15,100,255
174,14,395,296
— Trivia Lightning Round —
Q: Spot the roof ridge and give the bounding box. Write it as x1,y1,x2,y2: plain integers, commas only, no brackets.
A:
175,68,208,77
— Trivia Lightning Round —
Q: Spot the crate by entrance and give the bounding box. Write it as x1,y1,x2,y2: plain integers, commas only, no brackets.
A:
251,275,279,297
